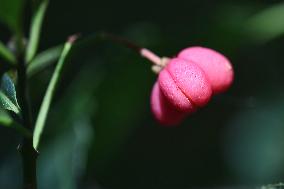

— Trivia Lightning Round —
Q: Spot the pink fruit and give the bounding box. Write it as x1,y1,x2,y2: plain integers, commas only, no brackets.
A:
178,46,234,94
148,46,234,126
158,58,212,112
150,82,187,126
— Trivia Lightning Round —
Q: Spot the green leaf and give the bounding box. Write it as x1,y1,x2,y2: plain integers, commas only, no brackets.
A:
25,0,49,63
0,0,24,33
27,45,63,77
33,36,77,151
0,108,32,137
0,40,16,65
0,92,20,114
0,108,13,126
0,74,20,114
245,2,284,43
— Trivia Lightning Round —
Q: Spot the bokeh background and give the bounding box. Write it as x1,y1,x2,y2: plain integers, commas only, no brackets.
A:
1,0,284,188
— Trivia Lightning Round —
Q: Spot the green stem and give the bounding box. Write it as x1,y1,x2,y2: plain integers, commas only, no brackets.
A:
20,139,38,189
17,54,38,189
12,121,33,138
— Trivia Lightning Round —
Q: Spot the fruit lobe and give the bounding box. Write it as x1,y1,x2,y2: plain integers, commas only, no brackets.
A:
150,82,187,126
178,46,234,94
158,58,212,112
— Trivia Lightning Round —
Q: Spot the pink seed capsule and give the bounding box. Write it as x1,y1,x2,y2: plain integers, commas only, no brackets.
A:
158,58,212,112
150,82,187,126
178,46,234,94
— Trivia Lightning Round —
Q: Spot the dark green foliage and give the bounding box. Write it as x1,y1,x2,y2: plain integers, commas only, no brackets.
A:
0,74,20,114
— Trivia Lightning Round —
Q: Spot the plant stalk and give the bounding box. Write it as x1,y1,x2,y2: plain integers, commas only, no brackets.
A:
76,32,164,67
17,54,38,189
100,32,165,66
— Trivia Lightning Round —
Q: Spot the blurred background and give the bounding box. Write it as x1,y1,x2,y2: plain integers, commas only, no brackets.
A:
1,0,284,188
